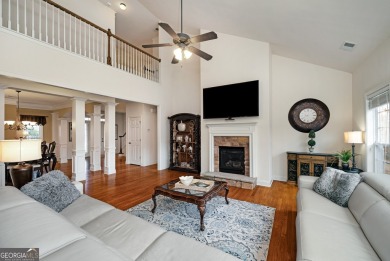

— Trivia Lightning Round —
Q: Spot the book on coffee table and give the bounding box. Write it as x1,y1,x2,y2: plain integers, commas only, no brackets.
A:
174,179,215,192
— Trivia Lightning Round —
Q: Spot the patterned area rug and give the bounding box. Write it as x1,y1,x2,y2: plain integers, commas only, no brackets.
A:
127,196,275,261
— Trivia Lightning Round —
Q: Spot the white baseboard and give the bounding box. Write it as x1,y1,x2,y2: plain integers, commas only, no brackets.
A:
256,179,273,187
273,175,287,182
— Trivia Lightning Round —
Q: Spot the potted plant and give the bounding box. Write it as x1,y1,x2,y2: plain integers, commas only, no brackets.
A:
335,149,352,170
308,130,316,153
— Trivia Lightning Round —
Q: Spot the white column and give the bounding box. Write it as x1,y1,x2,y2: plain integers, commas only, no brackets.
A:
72,98,87,181
58,118,69,163
104,102,116,174
0,87,5,186
90,104,102,171
51,112,59,154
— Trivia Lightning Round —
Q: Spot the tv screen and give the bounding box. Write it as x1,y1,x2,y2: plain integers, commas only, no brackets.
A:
203,80,259,119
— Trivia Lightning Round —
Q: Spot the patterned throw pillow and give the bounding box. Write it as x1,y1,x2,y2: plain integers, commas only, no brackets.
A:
21,170,81,212
313,167,363,207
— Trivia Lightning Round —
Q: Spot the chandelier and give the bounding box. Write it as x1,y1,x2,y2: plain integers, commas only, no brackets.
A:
4,91,36,131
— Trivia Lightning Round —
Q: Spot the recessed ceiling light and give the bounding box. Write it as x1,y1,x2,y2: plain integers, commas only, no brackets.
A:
119,3,127,10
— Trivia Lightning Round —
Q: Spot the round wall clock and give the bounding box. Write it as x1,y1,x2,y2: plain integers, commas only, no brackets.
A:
288,98,330,133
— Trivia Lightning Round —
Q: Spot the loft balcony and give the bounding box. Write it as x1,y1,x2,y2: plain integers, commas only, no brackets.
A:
0,0,160,82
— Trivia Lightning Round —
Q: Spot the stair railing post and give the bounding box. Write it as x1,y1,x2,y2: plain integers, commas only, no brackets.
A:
107,28,112,65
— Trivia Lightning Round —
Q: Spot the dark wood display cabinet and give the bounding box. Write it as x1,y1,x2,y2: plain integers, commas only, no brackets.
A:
168,113,201,174
287,152,339,184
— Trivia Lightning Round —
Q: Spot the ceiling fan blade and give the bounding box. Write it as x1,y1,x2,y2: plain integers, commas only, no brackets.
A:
187,46,213,61
159,23,179,40
190,31,218,43
142,43,173,48
172,56,179,64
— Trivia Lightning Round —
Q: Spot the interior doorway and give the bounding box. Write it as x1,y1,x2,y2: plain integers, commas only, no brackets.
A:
128,117,141,165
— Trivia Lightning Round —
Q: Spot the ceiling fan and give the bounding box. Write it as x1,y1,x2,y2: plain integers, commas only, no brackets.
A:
142,0,218,64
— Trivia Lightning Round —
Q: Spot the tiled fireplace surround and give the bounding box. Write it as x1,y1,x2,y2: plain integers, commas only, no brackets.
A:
214,136,250,176
205,123,257,189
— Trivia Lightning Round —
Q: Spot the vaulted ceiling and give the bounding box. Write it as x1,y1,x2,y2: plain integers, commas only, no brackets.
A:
102,0,390,72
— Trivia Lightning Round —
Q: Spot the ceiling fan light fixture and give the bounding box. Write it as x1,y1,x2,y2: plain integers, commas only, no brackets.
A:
119,3,127,10
184,49,192,59
174,48,183,61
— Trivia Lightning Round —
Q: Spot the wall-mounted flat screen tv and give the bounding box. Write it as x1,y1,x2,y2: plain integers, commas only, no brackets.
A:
203,80,259,119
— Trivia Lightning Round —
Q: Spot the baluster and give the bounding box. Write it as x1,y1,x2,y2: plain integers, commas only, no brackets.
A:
84,23,86,56
57,8,60,47
45,0,48,42
24,0,27,34
51,3,54,44
63,9,66,49
16,0,19,32
126,44,129,72
101,31,104,62
0,0,3,27
79,18,81,54
106,29,112,65
39,0,41,40
73,16,77,53
88,25,91,58
92,26,94,60
32,0,35,38
69,13,71,51
7,0,10,29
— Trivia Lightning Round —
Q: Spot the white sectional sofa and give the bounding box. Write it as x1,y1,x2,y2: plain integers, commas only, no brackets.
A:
296,172,390,261
0,186,239,261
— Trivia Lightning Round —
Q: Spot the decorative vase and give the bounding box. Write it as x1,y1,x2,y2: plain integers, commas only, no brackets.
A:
309,147,314,153
342,162,349,170
178,121,186,131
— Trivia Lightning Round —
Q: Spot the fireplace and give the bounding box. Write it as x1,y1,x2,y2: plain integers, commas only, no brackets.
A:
219,146,245,175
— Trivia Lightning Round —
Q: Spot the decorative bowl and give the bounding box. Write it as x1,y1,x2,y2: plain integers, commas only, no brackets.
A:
179,176,193,186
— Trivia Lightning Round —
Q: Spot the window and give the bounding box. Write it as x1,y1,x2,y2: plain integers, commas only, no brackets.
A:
367,86,390,174
23,122,43,140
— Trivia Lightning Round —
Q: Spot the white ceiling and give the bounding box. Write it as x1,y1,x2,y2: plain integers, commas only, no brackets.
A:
102,0,390,72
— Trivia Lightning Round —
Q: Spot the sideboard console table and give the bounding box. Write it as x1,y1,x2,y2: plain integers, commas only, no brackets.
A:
286,152,339,184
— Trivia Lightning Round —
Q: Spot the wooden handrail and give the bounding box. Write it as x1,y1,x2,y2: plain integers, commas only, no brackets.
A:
43,0,160,62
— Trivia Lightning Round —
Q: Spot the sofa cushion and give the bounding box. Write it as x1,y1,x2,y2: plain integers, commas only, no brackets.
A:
0,194,86,258
137,231,239,261
359,199,390,261
0,186,36,211
21,170,81,212
61,195,114,227
313,167,362,207
296,211,380,261
41,236,129,261
348,182,384,223
297,188,358,226
361,172,390,201
298,175,318,189
81,208,166,260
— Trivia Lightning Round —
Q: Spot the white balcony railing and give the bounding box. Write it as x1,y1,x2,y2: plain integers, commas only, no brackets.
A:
0,0,160,82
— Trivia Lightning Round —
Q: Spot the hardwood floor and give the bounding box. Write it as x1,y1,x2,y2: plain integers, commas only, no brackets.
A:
58,156,298,261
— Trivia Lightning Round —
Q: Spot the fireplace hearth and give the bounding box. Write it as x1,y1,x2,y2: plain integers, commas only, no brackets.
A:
219,146,245,175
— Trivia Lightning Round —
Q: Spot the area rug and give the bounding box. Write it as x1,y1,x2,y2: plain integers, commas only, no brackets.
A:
127,196,275,261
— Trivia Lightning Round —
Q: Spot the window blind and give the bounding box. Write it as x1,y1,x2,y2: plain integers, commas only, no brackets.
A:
368,85,390,110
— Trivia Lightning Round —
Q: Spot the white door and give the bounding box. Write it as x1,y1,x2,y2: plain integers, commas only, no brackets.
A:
128,117,141,165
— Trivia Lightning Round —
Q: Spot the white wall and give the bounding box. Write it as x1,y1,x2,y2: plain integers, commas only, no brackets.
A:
200,31,273,186
352,37,390,171
53,0,116,33
272,55,352,180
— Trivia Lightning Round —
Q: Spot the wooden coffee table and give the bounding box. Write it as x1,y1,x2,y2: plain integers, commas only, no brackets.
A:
151,178,229,231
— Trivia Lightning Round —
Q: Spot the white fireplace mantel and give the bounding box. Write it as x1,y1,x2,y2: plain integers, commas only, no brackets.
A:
206,122,257,177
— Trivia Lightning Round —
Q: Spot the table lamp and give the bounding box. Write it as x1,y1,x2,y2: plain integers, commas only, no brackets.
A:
344,131,364,170
0,139,42,189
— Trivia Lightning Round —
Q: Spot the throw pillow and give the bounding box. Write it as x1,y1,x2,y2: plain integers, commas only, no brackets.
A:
21,170,81,212
313,167,363,207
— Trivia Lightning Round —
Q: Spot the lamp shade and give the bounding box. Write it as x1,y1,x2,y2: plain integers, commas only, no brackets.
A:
344,131,364,144
0,139,42,163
